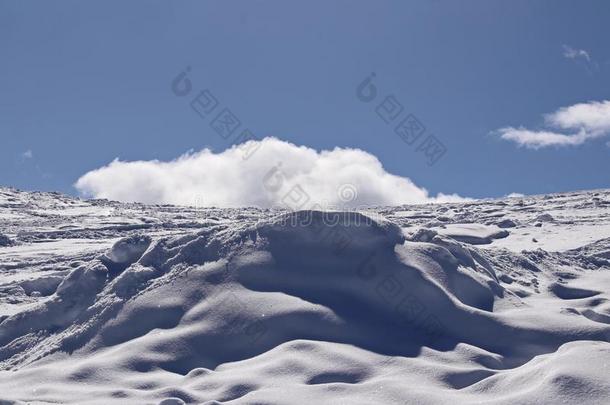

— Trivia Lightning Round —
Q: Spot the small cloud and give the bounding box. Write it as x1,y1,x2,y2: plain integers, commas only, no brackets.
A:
562,45,591,62
506,193,525,198
562,45,598,73
496,127,589,149
22,150,33,159
494,100,610,149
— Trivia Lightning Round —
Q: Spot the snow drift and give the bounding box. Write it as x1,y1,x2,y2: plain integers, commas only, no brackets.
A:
0,188,609,404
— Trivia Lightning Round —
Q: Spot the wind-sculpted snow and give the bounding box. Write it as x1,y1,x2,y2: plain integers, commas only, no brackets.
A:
0,188,610,404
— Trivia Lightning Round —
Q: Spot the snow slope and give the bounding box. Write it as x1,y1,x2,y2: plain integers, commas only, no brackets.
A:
1,188,610,404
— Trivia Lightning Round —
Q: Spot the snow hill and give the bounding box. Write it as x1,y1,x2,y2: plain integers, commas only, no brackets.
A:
1,188,610,404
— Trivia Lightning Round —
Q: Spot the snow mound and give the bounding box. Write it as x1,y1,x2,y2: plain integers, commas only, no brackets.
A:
435,223,510,245
1,190,610,404
99,234,152,276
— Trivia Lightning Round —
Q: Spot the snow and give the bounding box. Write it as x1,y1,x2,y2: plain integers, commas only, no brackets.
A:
0,187,609,404
433,223,509,245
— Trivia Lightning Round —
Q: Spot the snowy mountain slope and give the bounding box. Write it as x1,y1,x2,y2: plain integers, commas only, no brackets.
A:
0,188,609,404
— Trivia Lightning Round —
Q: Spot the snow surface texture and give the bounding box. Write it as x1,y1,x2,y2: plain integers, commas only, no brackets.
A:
0,187,610,404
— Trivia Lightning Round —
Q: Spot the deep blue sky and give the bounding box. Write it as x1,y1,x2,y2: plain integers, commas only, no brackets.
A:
2,0,609,198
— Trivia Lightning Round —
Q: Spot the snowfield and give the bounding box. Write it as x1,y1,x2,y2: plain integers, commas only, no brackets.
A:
0,187,610,404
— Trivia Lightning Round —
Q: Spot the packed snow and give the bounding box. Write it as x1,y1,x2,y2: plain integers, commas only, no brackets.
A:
0,187,609,404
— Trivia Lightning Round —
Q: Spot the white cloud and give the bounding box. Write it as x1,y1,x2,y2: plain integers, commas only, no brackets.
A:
75,138,468,208
562,45,591,62
495,100,610,149
496,127,590,148
545,100,610,133
22,150,33,159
